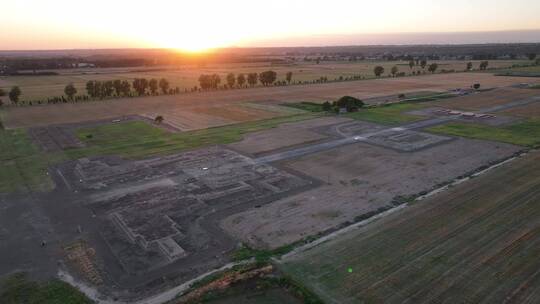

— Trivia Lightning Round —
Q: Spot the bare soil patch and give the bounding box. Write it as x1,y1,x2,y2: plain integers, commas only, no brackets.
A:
279,151,540,304
228,116,350,156
428,87,539,111
221,135,522,249
406,107,521,126
500,101,540,118
50,146,315,294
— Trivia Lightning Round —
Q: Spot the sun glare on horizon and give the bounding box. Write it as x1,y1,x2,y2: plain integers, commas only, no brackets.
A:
1,0,539,50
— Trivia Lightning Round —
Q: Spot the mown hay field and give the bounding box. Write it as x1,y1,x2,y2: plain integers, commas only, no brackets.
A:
0,60,527,100
2,72,538,129
280,151,540,304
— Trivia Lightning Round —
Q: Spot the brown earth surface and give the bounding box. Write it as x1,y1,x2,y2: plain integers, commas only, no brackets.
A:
2,73,538,129
279,151,540,304
227,116,350,156
500,100,540,118
221,133,522,249
428,87,540,111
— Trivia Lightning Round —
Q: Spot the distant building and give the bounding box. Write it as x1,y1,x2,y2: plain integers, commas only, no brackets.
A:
76,63,95,68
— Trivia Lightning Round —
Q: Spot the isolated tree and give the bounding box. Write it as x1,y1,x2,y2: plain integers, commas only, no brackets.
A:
103,81,114,97
247,73,258,87
133,78,149,95
120,80,131,96
408,60,415,69
259,71,277,86
86,81,96,98
64,83,77,100
113,80,123,96
0,88,5,106
211,74,221,89
473,83,481,90
286,71,293,84
226,73,236,88
428,63,439,73
154,115,164,124
94,81,103,97
479,61,489,70
322,101,332,111
198,74,210,90
391,66,399,77
149,79,158,95
335,96,364,112
199,74,221,90
420,59,427,69
528,53,537,61
373,66,385,77
159,78,170,94
237,73,246,87
9,86,21,104
466,62,473,71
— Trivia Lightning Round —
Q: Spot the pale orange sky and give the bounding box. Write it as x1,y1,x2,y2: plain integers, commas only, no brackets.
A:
1,0,540,51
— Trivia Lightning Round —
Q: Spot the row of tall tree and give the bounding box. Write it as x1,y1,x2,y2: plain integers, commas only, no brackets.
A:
374,60,496,77
198,71,293,90
85,78,171,98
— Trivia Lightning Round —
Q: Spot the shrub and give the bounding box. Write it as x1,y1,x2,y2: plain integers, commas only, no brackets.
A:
322,101,332,111
335,96,364,112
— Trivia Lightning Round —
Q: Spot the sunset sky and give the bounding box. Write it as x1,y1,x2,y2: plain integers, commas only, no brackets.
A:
1,0,540,51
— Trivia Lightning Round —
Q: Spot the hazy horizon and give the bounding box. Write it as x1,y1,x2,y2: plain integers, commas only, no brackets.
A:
2,0,540,51
1,30,539,53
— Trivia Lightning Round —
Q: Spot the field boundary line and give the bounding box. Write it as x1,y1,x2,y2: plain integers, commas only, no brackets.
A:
58,259,254,304
277,150,531,261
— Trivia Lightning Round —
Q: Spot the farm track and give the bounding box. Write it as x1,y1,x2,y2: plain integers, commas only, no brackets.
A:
280,151,540,304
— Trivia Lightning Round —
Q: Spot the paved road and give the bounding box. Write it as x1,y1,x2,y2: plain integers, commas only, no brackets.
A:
255,94,540,164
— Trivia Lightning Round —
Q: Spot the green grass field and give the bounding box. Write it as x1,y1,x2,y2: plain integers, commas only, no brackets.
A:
281,102,326,112
493,64,540,77
0,129,62,192
69,113,320,159
0,113,320,193
428,119,540,147
346,103,426,125
279,152,540,303
0,273,92,304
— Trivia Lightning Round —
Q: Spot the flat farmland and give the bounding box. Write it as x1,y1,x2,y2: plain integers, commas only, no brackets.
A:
279,151,540,304
221,119,521,249
2,73,539,129
494,65,540,77
0,60,527,100
501,101,540,118
429,87,540,111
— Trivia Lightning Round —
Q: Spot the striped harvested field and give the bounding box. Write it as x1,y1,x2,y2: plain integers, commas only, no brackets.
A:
280,151,540,304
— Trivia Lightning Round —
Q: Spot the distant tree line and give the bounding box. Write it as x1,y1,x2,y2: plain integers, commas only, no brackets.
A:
3,55,537,108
